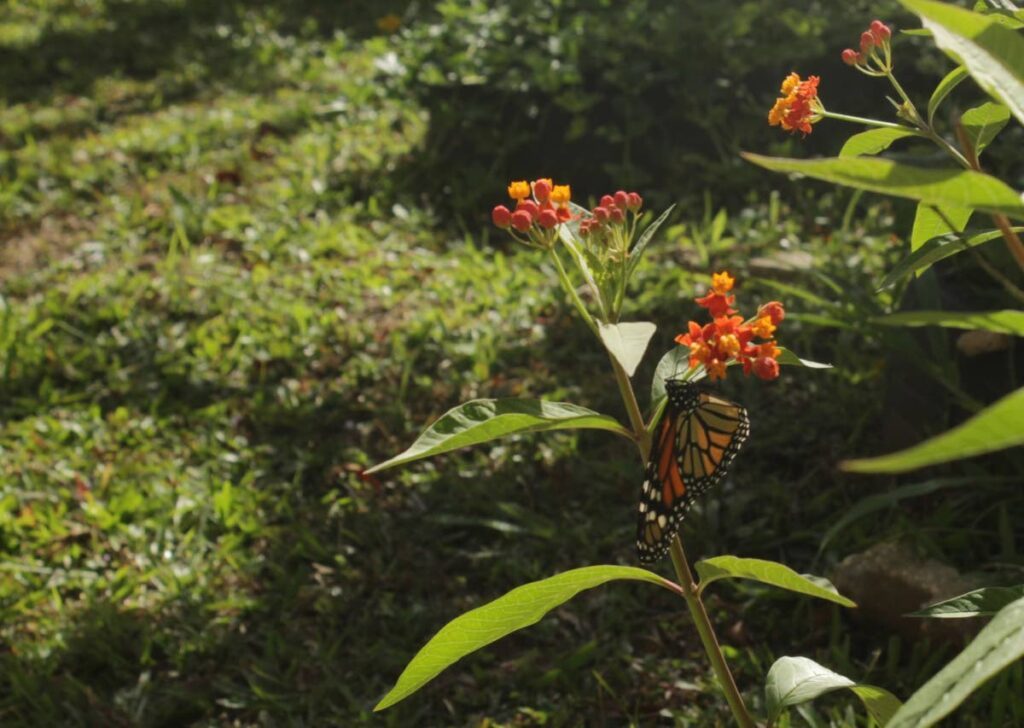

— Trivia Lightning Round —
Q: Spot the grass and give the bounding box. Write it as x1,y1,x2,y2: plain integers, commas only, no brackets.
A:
2,2,1023,726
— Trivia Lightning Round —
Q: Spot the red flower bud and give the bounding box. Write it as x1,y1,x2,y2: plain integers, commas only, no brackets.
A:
860,31,875,52
579,221,591,237
511,209,533,232
841,48,860,65
538,209,558,228
600,194,615,208
626,192,642,211
517,199,539,220
610,207,625,223
491,205,511,228
753,356,780,381
870,20,891,42
758,301,786,326
556,205,572,222
532,178,552,203
594,206,610,223
613,190,629,208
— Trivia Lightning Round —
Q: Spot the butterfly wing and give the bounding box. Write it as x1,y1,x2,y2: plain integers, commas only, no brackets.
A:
635,388,749,563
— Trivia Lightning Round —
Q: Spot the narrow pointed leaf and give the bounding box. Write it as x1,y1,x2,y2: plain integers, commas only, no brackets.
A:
843,386,1024,473
928,66,969,124
742,153,1024,221
599,321,657,377
878,228,1016,289
627,204,675,278
374,566,678,710
777,348,833,369
875,309,1024,335
910,586,1024,618
910,203,972,251
696,556,855,607
840,128,920,158
366,399,631,473
901,0,1024,127
960,101,1010,155
887,596,1024,727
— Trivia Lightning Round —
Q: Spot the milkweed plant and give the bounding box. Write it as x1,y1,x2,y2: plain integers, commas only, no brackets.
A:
368,1,1024,725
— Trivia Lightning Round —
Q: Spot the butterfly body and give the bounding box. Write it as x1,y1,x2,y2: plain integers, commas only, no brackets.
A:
636,379,749,563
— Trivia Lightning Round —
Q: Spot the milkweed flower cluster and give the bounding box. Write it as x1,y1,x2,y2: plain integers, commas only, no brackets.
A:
768,73,823,136
675,272,785,382
841,20,892,75
492,178,574,248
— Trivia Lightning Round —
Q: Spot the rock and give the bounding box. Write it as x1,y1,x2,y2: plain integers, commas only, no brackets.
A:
832,541,983,645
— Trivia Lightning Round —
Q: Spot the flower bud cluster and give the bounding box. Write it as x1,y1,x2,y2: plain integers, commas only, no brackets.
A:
492,178,575,247
842,20,893,75
674,272,785,382
579,190,643,239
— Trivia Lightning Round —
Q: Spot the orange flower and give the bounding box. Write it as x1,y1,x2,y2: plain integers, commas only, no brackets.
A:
551,184,571,206
768,73,823,136
711,271,734,294
507,180,531,201
676,273,785,383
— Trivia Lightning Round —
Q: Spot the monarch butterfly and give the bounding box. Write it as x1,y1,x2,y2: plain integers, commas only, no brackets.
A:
636,379,749,563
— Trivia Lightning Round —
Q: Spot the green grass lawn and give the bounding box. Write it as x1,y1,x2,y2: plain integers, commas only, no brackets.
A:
2,2,1022,726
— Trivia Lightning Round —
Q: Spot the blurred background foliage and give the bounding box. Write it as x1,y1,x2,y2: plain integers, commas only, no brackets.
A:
0,0,1021,725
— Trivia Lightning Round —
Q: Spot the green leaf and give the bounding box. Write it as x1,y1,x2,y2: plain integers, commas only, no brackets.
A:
765,657,903,725
627,204,676,278
374,566,677,710
887,596,1024,727
961,101,1010,156
742,153,1024,221
928,65,969,124
911,586,1024,619
696,556,855,607
839,128,920,158
878,228,1015,289
910,203,972,252
843,386,1024,473
599,321,657,377
776,348,833,369
875,309,1024,334
366,399,631,473
851,685,905,726
901,0,1024,127
650,346,691,409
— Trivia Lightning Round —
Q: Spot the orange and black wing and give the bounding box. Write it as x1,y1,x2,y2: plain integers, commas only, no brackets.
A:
635,383,749,563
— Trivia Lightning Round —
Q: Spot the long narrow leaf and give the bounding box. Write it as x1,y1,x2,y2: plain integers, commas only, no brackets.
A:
842,386,1024,473
765,657,902,725
928,66,969,124
367,399,631,473
875,309,1024,335
742,153,1024,221
887,597,1024,727
374,566,678,710
840,128,920,158
878,228,1015,289
910,586,1024,619
696,556,855,607
627,204,676,278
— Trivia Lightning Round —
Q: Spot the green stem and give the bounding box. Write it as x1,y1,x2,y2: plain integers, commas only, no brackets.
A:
607,346,753,727
671,537,757,728
820,110,921,133
548,248,600,338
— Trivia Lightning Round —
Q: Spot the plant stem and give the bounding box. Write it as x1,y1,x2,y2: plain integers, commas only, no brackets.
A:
820,110,920,132
607,350,753,727
548,248,601,338
671,537,756,728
